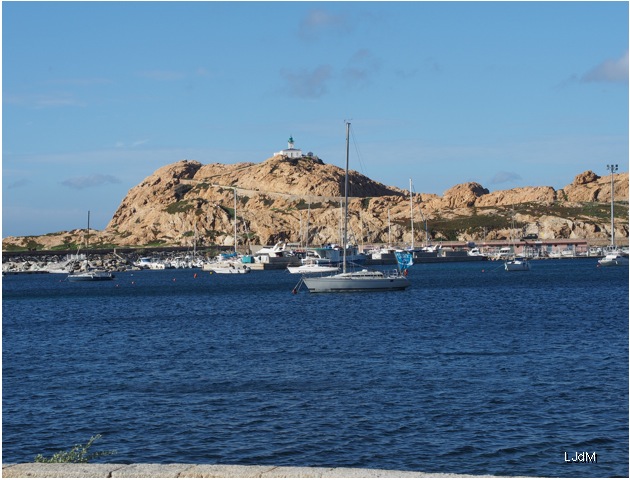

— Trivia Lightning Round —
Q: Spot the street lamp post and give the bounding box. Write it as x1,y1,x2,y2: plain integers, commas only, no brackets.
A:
606,164,618,248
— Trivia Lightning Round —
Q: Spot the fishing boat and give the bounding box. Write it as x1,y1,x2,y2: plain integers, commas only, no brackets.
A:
301,122,411,293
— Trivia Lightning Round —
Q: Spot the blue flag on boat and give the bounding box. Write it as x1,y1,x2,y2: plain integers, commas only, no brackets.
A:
395,251,413,271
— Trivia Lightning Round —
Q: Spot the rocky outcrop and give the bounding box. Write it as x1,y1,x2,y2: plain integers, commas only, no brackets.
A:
475,186,557,207
561,170,627,203
442,183,489,208
2,159,628,251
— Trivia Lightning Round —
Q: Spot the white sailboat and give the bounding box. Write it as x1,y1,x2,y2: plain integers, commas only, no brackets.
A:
504,210,530,272
301,122,411,293
598,164,628,267
66,211,115,281
205,188,252,274
504,257,530,272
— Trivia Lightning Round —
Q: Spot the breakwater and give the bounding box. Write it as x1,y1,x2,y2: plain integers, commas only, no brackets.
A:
2,463,484,478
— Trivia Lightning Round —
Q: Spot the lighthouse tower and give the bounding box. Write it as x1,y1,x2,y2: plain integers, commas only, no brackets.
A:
274,135,303,159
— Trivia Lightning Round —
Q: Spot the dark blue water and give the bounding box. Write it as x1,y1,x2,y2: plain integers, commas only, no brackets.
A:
3,260,628,477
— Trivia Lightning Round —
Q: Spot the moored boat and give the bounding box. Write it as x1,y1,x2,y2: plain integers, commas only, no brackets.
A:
504,258,530,272
67,271,114,281
598,165,628,267
301,122,410,293
598,251,629,267
287,260,339,274
208,263,251,274
302,268,409,292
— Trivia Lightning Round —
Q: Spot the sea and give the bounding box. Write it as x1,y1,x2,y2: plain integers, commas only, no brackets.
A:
2,259,628,477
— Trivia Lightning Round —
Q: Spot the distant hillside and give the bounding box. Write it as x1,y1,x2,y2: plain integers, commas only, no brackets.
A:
2,155,628,251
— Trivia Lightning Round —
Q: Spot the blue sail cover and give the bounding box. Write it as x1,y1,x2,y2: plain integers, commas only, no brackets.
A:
395,251,414,271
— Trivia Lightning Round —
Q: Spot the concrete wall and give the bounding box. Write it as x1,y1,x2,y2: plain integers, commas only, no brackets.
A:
2,463,484,478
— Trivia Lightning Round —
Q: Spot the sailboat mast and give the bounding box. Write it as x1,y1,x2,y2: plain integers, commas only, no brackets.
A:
409,179,414,250
306,203,310,248
233,187,238,254
343,121,350,274
86,210,90,251
607,164,618,247
388,208,391,246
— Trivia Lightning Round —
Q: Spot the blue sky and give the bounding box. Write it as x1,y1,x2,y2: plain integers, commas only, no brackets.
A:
3,1,628,237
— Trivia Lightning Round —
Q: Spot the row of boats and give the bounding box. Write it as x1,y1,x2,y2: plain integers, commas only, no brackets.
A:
45,240,629,282
61,245,627,283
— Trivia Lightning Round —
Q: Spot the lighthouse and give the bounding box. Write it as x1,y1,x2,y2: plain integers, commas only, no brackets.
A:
274,135,303,159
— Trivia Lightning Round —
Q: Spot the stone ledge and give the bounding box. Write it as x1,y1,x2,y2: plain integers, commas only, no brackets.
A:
2,463,485,478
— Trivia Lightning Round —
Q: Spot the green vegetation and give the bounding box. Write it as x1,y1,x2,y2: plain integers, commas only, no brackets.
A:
295,200,323,210
2,243,25,252
174,183,192,200
165,200,194,214
260,196,275,207
145,240,168,247
510,201,628,222
21,238,45,251
50,243,80,251
190,182,210,195
90,243,120,249
295,199,309,210
219,205,235,219
34,435,115,464
426,212,514,241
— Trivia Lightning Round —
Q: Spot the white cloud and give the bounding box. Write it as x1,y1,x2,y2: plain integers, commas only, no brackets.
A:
6,178,31,190
582,50,629,83
280,65,333,98
4,92,87,108
61,174,121,190
490,171,523,185
115,139,150,148
343,49,381,88
137,70,186,81
298,9,351,40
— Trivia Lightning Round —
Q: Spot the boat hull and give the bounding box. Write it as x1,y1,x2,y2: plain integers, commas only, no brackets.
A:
504,260,530,271
598,254,629,267
303,272,410,293
287,265,339,274
210,266,251,274
67,272,114,281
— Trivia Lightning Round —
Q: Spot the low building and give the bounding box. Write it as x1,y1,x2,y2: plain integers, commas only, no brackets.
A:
274,136,302,159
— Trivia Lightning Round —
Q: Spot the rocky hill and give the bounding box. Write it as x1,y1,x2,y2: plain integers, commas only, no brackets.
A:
2,155,628,251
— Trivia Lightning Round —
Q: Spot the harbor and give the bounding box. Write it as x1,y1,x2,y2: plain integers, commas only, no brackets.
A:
2,238,626,275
